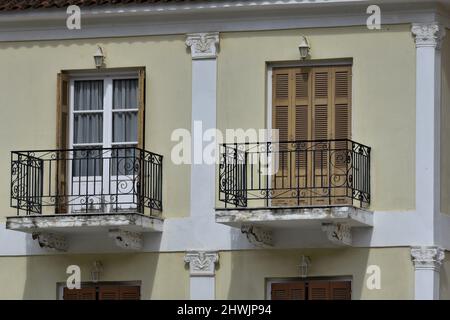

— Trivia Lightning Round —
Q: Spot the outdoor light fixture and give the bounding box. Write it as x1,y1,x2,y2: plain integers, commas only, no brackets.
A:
90,261,103,282
93,46,105,68
299,255,311,278
298,36,311,60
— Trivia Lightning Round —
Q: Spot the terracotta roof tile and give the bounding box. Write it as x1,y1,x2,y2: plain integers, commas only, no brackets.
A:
0,0,197,12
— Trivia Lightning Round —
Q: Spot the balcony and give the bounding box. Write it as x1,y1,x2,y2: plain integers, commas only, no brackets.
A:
7,147,163,251
216,139,373,246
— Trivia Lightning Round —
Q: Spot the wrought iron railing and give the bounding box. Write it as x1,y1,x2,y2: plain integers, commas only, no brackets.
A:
11,147,163,215
219,139,370,208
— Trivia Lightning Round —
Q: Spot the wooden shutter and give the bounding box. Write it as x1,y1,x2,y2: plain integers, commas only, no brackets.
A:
331,66,352,205
137,68,146,149
98,286,140,300
63,287,96,300
56,72,69,213
308,281,330,300
330,281,351,300
271,282,306,300
99,286,120,300
119,286,141,300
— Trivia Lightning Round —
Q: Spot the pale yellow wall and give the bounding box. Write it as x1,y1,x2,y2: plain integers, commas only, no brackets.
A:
216,247,414,300
441,29,450,214
0,36,191,220
0,252,189,299
217,25,416,211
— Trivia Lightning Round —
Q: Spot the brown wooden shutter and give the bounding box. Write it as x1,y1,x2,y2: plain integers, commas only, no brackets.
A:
63,287,96,300
98,286,120,300
137,67,146,149
331,66,352,205
119,286,141,300
330,281,351,300
56,72,69,213
271,282,306,300
308,281,330,300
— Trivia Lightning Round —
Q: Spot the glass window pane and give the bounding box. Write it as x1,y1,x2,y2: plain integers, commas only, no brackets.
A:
74,114,103,144
113,79,138,109
72,148,103,177
113,112,137,143
74,80,103,111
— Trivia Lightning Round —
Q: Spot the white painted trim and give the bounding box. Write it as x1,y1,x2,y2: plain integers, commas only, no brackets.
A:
0,4,442,42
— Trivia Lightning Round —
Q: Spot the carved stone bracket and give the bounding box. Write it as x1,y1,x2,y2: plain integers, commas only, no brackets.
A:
411,246,445,272
412,23,446,49
184,251,219,276
32,232,67,251
241,225,273,247
186,32,219,59
108,229,143,250
321,223,352,246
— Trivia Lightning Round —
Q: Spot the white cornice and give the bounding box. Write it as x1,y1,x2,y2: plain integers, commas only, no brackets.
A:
0,1,447,41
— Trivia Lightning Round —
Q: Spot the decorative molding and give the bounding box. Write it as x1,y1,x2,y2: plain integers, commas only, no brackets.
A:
184,251,219,276
186,32,219,59
411,23,446,49
241,225,273,247
321,223,352,246
108,229,143,250
411,246,445,271
32,232,67,252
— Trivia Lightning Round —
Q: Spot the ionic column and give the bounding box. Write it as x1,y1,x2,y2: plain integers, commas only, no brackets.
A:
185,251,219,299
411,246,445,300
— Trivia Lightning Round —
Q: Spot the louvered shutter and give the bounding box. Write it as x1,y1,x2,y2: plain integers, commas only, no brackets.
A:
56,72,69,213
271,282,306,300
99,286,120,300
330,281,351,300
137,68,146,149
63,287,96,300
119,286,141,300
272,69,294,206
331,66,352,205
293,69,311,206
308,281,330,300
311,68,332,206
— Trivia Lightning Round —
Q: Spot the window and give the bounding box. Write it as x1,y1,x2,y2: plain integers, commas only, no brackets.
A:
270,280,351,300
63,285,141,300
55,68,146,213
271,65,352,206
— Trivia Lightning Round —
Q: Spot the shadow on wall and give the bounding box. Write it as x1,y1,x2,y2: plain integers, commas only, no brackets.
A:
222,247,389,300
21,249,161,300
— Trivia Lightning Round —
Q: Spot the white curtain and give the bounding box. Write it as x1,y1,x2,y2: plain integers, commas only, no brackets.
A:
113,79,138,143
73,80,103,144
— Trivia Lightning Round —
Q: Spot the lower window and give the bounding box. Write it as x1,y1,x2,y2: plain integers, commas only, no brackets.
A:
63,285,140,300
270,280,351,300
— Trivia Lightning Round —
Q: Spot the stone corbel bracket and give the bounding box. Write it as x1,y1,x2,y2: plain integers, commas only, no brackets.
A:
184,251,219,276
321,223,352,246
186,32,219,59
108,229,143,250
241,225,273,247
32,232,67,252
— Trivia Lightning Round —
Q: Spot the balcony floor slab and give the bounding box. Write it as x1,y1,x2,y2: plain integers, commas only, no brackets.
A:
215,206,373,229
6,213,163,234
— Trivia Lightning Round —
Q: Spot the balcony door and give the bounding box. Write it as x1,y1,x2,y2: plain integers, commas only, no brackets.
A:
270,280,351,300
271,65,351,206
56,69,145,213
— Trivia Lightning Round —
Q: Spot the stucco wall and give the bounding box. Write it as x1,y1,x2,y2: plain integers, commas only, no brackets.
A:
216,247,414,300
440,250,450,299
0,252,189,299
0,35,191,221
441,29,450,214
217,25,416,211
